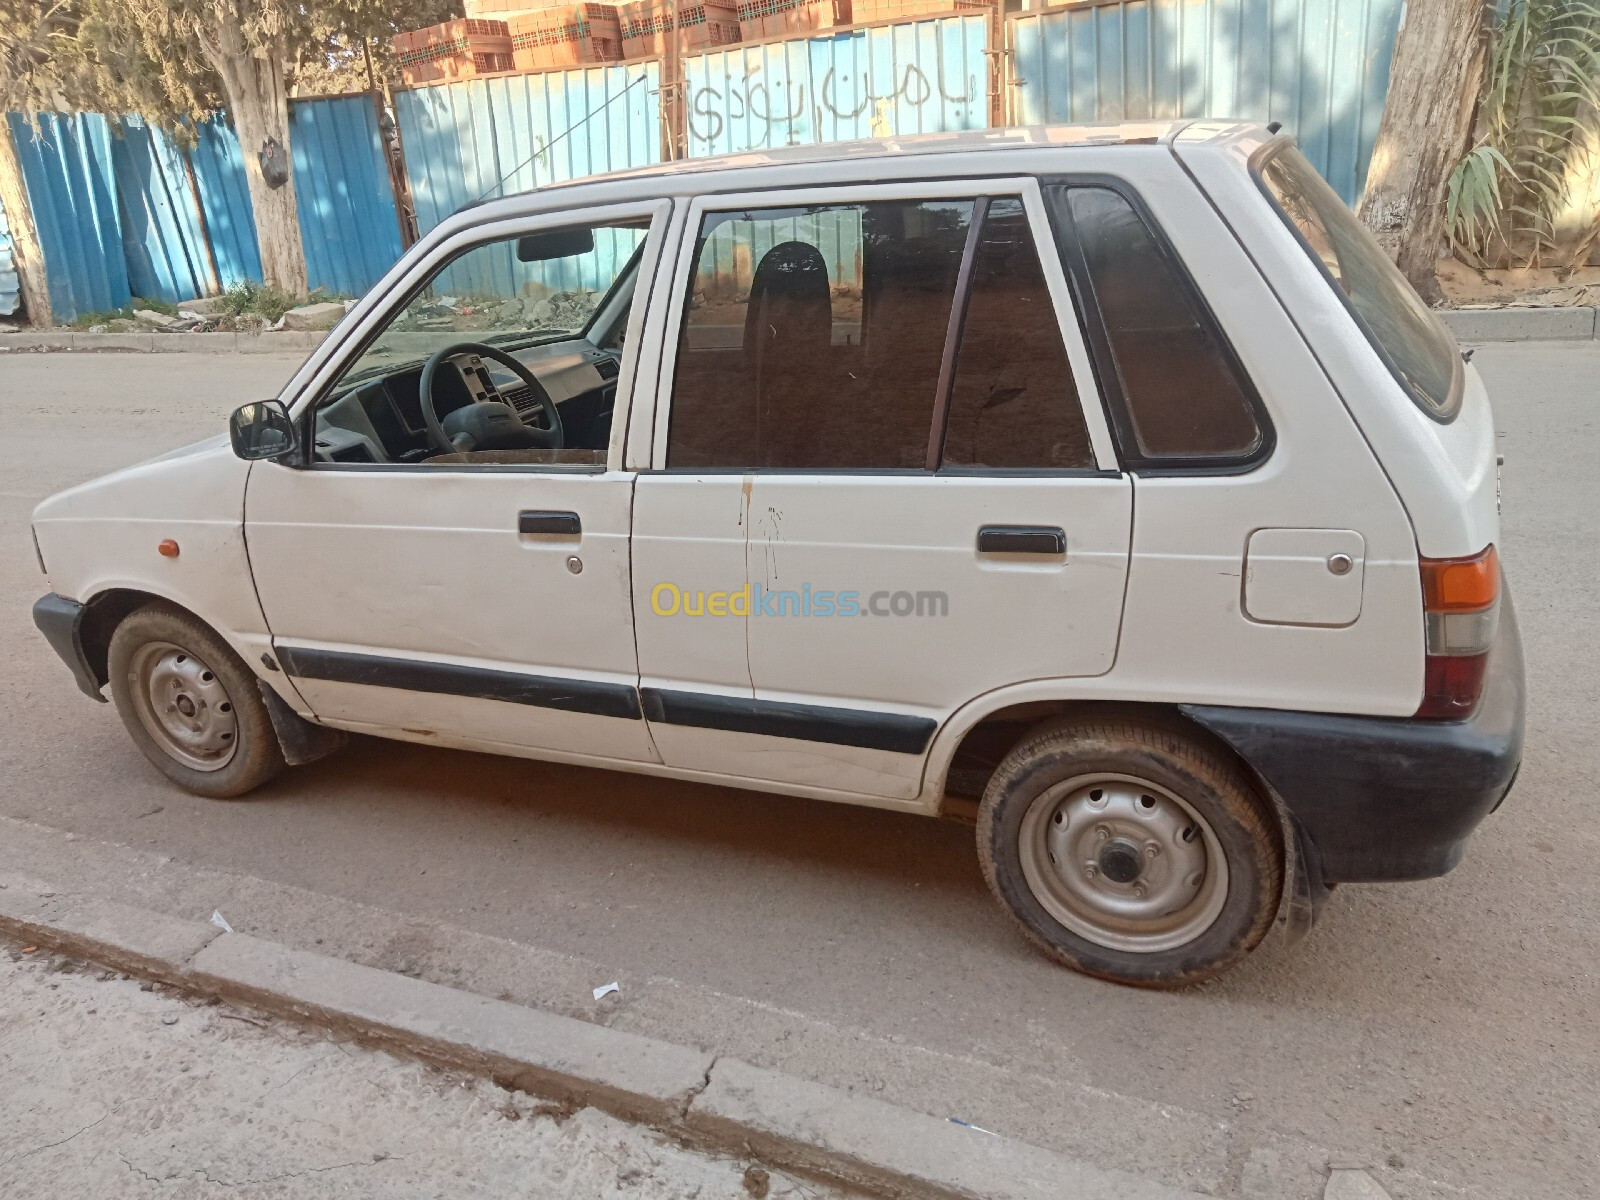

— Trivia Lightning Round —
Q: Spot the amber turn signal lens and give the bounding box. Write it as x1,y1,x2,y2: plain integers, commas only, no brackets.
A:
158,539,180,559
1421,545,1499,612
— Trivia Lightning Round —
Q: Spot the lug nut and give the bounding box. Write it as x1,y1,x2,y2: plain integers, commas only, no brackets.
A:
1094,824,1111,841
1145,842,1160,858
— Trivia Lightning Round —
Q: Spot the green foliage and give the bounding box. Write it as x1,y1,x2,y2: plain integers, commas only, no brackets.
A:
1446,0,1600,266
221,280,302,322
67,307,130,329
1,0,462,122
66,294,179,328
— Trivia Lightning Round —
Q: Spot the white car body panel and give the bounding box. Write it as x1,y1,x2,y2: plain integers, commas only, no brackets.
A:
28,121,1502,817
243,465,657,762
1173,123,1500,561
1094,148,1424,717
30,437,300,707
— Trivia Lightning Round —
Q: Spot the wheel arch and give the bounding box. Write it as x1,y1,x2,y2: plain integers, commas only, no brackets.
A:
930,695,1309,933
78,587,172,693
77,588,301,711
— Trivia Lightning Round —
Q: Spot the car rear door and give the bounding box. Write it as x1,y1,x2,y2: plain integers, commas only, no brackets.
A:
632,179,1132,802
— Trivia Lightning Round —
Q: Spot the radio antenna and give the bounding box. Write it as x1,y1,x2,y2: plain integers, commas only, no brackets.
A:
470,72,653,205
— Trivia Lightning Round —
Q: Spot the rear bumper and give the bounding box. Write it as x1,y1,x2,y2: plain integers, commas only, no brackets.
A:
33,592,107,702
1181,590,1525,883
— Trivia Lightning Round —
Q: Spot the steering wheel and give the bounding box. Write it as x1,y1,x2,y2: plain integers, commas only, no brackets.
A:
417,341,564,457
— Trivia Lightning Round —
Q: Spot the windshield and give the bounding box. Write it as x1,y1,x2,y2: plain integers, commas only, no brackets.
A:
1254,144,1462,422
340,220,650,383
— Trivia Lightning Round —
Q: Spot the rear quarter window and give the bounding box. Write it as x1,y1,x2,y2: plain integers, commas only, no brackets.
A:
1046,182,1271,473
1254,143,1463,422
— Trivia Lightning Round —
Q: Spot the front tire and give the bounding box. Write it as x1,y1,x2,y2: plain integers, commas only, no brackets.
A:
107,603,284,799
978,716,1281,987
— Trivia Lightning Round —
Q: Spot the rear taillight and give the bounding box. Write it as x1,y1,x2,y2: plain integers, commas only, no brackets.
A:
1417,546,1499,719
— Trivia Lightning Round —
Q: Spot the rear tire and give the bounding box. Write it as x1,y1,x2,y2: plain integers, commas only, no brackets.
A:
107,603,284,799
977,715,1281,987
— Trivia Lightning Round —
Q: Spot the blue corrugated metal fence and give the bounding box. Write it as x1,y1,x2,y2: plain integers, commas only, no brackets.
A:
6,7,1408,324
395,63,663,237
291,95,405,297
6,112,130,323
394,64,662,298
1008,0,1403,204
684,16,991,156
111,115,215,302
6,96,403,321
187,115,264,289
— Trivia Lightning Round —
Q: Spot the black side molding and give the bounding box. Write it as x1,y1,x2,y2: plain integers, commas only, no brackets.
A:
640,688,936,755
32,593,106,702
977,526,1066,556
278,646,641,721
518,510,581,536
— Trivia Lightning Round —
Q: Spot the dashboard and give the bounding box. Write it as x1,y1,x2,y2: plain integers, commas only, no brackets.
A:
311,337,622,465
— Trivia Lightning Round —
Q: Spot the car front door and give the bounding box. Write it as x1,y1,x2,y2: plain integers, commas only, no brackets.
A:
244,201,672,764
633,180,1132,802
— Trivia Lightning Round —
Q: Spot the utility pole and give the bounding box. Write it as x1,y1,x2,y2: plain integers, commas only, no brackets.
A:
664,0,683,160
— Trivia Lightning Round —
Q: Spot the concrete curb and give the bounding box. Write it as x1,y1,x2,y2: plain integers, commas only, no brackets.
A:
3,308,1596,354
0,870,1202,1200
688,1057,1191,1200
0,330,326,354
1438,305,1599,342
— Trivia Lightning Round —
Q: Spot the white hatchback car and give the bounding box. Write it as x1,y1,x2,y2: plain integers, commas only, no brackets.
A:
31,122,1524,987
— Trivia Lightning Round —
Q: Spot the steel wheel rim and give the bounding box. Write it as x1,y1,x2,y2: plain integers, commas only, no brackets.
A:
1018,773,1229,953
126,641,238,773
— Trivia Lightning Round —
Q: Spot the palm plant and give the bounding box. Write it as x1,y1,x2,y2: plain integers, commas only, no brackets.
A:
1446,0,1600,268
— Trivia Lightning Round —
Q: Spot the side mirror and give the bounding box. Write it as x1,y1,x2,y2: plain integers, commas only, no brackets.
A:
516,227,595,262
229,400,298,461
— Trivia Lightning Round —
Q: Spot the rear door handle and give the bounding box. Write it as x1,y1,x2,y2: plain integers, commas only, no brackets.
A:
977,525,1066,556
518,510,581,536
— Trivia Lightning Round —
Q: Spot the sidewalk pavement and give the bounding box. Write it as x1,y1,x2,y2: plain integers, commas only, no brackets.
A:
0,946,853,1200
0,869,1210,1200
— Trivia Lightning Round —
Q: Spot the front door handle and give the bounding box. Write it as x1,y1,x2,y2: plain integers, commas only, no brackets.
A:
977,525,1066,556
518,510,581,536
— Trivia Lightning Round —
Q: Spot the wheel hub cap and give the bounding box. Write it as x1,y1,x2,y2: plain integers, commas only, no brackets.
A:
1097,839,1144,884
1018,774,1230,954
128,642,238,773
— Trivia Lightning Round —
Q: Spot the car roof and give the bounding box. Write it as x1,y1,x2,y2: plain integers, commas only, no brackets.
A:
494,120,1237,199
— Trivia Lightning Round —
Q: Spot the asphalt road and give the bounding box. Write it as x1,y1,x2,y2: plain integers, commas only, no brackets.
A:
2,345,1596,1199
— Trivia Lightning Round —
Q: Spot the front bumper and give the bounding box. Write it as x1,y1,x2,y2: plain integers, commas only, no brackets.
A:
1181,591,1525,883
33,592,107,701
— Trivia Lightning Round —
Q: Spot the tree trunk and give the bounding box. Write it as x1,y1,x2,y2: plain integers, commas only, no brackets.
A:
1357,0,1487,305
0,119,54,328
195,18,308,297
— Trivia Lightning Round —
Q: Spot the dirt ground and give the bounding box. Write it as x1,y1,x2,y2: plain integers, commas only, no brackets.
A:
1436,258,1600,307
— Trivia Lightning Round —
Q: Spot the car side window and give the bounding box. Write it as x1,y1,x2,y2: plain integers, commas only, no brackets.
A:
666,199,975,470
939,198,1094,471
311,220,648,470
1061,186,1264,466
